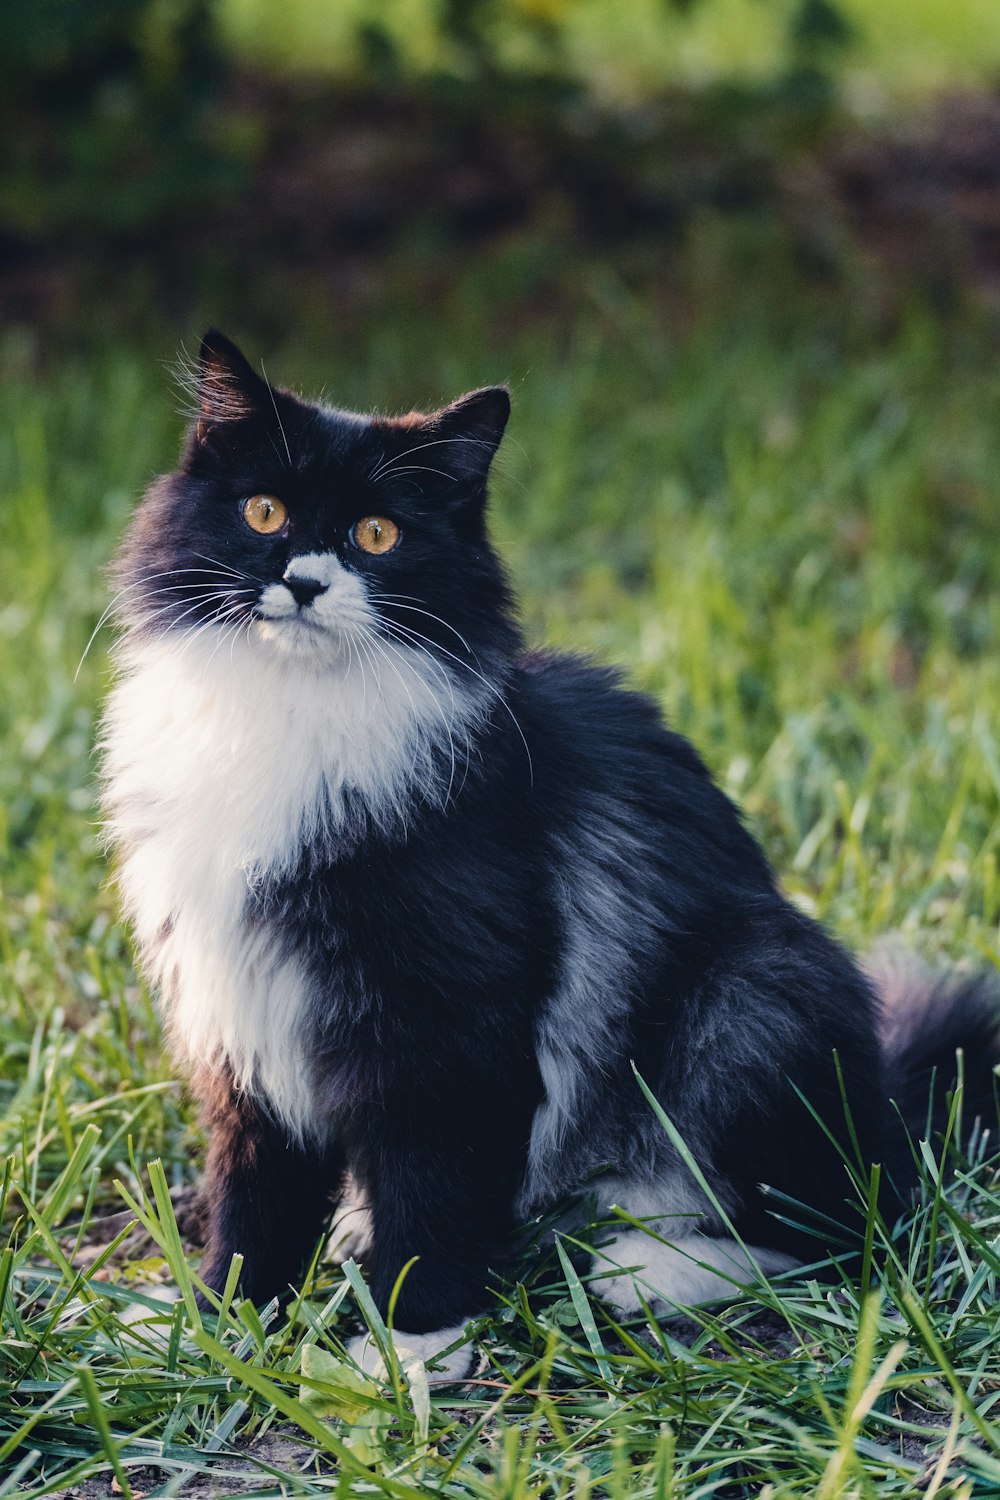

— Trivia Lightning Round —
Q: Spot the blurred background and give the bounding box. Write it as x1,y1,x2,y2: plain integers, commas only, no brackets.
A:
5,0,1000,325
3,0,1000,980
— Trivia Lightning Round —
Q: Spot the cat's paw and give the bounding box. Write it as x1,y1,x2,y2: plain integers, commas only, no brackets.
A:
119,1284,182,1327
595,1229,798,1316
348,1323,474,1382
326,1180,374,1266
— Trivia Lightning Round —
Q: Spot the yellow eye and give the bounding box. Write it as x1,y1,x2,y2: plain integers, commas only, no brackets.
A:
351,516,400,555
242,494,288,534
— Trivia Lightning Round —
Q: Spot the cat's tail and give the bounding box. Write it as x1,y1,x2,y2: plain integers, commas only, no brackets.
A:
866,947,1000,1195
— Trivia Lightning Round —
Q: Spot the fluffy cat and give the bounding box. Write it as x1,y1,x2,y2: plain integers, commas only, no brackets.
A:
102,331,1000,1379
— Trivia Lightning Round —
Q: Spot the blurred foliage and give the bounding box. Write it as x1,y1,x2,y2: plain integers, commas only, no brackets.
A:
0,0,861,242
0,0,230,235
223,0,1000,102
237,0,856,121
4,0,999,249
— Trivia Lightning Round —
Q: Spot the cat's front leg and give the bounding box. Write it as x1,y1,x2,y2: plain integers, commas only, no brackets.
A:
195,1066,344,1307
345,1110,527,1381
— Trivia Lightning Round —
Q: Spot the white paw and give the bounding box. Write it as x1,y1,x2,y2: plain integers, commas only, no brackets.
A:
326,1188,374,1266
595,1230,798,1316
347,1323,474,1382
118,1284,182,1326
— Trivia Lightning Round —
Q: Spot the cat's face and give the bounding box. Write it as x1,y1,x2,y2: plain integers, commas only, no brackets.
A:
117,331,516,675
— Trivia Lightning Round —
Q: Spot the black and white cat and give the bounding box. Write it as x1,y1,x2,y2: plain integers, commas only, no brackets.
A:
102,331,999,1378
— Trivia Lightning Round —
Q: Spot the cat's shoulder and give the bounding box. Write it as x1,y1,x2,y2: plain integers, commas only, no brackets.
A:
518,647,641,708
515,648,709,774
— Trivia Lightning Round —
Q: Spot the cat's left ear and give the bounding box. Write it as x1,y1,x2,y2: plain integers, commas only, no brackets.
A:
191,329,268,446
424,386,510,495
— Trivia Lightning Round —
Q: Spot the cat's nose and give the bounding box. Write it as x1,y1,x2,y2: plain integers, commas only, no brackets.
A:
283,573,328,607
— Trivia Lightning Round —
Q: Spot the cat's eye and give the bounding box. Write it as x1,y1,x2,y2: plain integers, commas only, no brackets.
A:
351,516,400,555
243,494,288,535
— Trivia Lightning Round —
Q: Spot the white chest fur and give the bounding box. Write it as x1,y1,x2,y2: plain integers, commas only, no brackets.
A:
102,627,474,1137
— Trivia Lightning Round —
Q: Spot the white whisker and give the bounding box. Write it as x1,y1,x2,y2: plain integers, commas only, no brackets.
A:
190,552,267,586
368,436,497,485
205,604,258,667
260,360,293,468
375,627,470,803
76,572,254,681
369,596,479,664
147,593,243,649
381,618,533,788
361,627,461,809
372,464,456,486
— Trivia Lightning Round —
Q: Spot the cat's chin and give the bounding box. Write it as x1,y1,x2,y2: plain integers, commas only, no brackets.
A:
253,614,353,668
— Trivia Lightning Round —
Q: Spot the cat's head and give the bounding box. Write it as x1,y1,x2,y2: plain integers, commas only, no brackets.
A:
116,331,518,676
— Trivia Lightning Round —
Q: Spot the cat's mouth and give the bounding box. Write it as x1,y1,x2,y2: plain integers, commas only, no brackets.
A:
255,605,324,630
255,599,368,635
252,597,373,664
242,562,380,665
255,606,339,642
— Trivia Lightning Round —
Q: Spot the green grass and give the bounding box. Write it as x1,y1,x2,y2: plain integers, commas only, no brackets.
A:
221,0,1000,102
3,245,1000,1496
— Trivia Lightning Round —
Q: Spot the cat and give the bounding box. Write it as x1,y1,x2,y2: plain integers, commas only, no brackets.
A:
101,330,1000,1379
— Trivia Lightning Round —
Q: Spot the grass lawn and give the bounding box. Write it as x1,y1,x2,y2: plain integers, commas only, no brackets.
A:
2,241,1000,1495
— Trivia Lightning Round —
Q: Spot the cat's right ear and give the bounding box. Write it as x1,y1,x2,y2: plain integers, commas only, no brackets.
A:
189,330,267,448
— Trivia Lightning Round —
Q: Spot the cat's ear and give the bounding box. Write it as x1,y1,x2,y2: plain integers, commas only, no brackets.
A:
192,329,267,445
424,386,510,493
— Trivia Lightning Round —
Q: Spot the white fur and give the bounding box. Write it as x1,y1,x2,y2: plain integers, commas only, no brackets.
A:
119,1284,181,1327
519,817,664,1210
594,1228,798,1314
103,569,482,1137
256,552,375,662
348,1323,473,1382
593,1174,731,1229
326,1173,373,1264
577,1175,796,1315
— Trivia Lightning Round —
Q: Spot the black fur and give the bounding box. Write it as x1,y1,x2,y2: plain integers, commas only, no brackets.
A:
111,332,1000,1334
